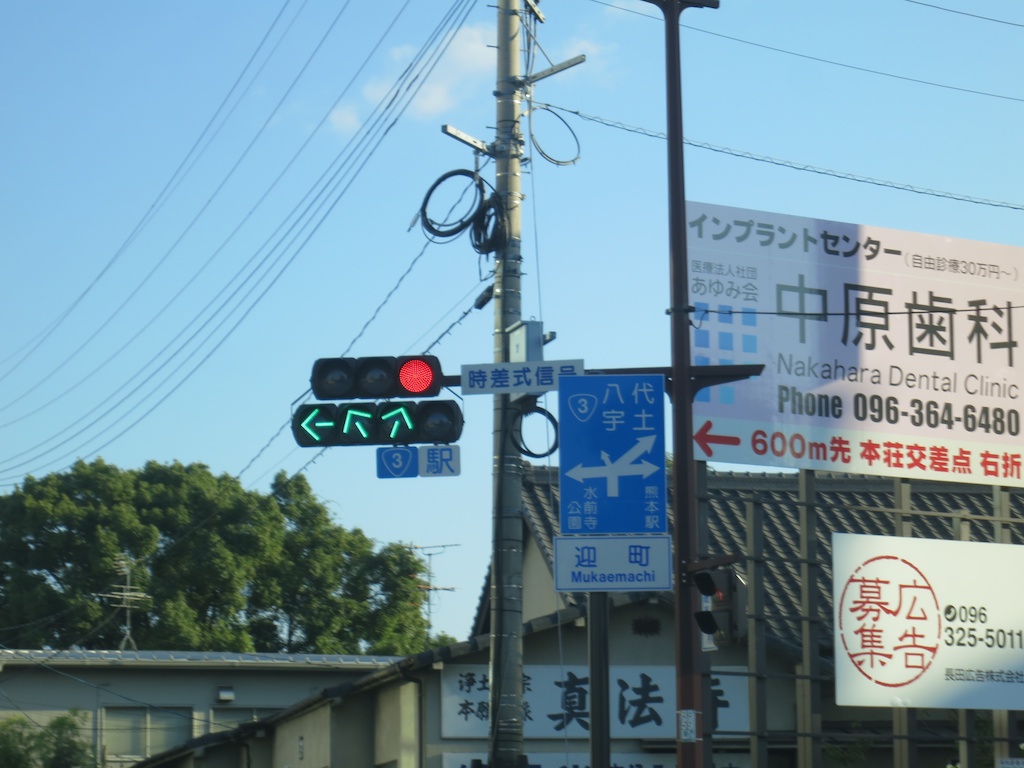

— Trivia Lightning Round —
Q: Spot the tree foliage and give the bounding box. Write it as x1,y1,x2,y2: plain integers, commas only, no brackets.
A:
0,712,93,768
0,460,432,655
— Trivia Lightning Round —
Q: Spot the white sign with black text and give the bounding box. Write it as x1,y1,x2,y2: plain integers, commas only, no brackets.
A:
688,201,1023,487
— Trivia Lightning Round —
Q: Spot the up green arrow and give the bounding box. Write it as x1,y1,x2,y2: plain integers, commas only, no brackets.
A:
380,404,415,439
342,407,375,439
301,407,335,442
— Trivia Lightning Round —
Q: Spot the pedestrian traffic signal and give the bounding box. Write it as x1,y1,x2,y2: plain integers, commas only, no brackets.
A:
292,400,463,447
310,356,444,400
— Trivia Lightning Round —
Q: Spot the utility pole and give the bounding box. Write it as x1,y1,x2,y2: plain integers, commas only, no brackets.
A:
412,543,459,634
440,5,580,767
489,0,526,765
633,4,752,768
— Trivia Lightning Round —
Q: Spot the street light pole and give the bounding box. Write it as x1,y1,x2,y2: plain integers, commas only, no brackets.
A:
638,2,719,767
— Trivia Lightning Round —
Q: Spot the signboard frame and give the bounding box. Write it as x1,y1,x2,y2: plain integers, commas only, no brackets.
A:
687,201,1023,487
833,533,1024,709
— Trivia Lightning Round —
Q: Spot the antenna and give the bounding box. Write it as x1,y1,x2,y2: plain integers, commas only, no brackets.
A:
412,544,459,633
96,554,150,650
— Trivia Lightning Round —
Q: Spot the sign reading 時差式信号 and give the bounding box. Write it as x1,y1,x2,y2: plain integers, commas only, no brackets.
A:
687,201,1022,487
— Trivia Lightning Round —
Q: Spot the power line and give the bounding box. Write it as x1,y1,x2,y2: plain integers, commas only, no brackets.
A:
0,0,475,483
0,0,302,382
587,0,1024,103
536,102,1024,212
904,0,1024,28
0,0,356,420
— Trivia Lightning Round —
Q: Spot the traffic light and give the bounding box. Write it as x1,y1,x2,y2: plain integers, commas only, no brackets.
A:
292,400,463,447
310,356,444,400
692,569,734,642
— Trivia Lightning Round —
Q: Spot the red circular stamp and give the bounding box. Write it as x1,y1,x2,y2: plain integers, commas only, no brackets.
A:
838,555,941,687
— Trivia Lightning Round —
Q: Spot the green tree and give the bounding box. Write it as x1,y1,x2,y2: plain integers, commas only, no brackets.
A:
0,460,433,655
0,712,93,768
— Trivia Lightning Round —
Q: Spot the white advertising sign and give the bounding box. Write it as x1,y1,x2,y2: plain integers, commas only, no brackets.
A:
833,534,1024,709
688,201,1023,487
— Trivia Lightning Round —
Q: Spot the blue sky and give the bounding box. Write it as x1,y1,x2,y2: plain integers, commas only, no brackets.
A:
1,0,1021,642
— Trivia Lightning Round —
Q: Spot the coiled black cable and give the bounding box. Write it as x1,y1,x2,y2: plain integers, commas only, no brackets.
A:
419,169,485,239
420,168,507,255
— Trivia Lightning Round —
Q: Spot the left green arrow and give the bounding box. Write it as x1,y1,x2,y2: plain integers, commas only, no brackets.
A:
302,408,336,440
292,404,337,447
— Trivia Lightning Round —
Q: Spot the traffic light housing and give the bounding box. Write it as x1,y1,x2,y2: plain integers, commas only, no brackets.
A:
310,356,444,400
292,400,463,447
692,569,735,643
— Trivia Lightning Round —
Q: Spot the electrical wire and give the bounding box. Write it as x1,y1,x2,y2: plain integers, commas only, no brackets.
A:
419,167,508,255
535,102,1024,212
525,104,581,166
586,0,1024,104
904,0,1024,28
0,0,352,423
0,0,303,383
0,0,476,483
420,169,487,238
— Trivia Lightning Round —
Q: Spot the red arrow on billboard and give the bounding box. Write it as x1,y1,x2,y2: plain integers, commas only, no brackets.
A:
693,420,741,457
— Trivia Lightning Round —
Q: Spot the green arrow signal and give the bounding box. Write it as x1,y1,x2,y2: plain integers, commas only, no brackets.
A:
301,408,335,442
342,407,375,439
380,404,415,439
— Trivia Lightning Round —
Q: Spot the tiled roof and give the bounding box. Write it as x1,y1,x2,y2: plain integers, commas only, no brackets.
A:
509,463,1024,655
0,649,401,668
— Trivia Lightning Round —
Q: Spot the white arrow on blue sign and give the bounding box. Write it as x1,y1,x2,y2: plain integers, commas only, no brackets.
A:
558,374,667,535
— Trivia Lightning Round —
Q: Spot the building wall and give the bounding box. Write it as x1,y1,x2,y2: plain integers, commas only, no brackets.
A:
273,704,331,768
332,692,375,768
521,531,561,624
375,682,420,768
0,653,387,767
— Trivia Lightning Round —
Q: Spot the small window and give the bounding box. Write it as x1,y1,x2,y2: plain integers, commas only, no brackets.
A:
103,706,192,760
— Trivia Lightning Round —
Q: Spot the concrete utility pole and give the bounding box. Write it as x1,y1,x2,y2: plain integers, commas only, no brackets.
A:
489,0,526,766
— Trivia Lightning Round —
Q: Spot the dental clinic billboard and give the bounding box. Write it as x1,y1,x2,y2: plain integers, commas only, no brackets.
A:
833,533,1024,709
687,201,1022,487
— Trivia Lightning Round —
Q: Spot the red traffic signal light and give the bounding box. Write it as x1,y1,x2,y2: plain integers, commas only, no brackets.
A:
310,356,443,400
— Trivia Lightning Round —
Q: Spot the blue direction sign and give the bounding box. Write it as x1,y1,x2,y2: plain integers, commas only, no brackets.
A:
558,374,667,534
377,446,419,478
376,445,461,478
